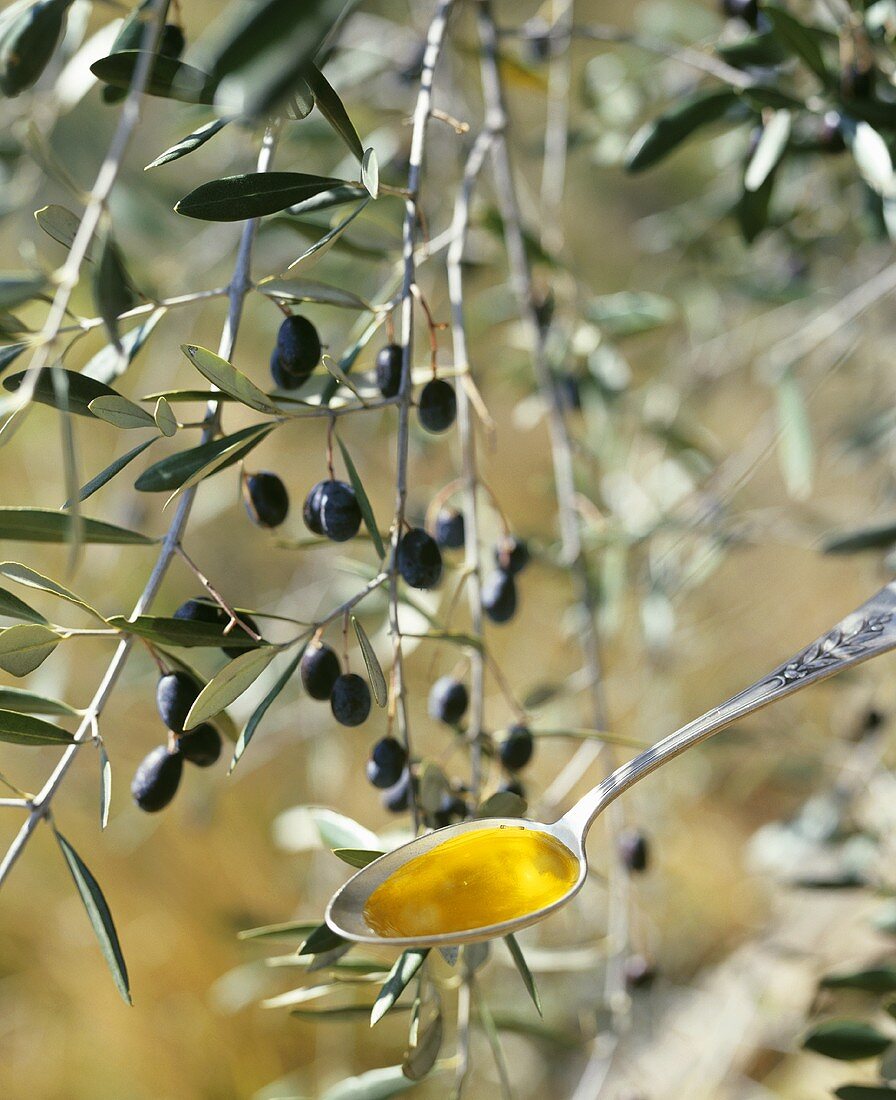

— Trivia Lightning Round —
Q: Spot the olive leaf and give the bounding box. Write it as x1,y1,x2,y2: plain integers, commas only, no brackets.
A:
0,585,48,624
286,198,370,269
180,344,279,413
403,992,443,1080
775,369,813,501
476,790,527,818
0,624,62,675
0,0,74,98
66,437,157,506
803,1019,892,1060
135,423,273,492
0,709,74,745
153,397,177,437
320,1066,418,1100
624,89,739,173
823,520,896,554
744,110,791,193
307,63,364,161
352,616,387,706
144,117,229,170
0,343,27,376
88,395,157,430
90,51,216,104
361,147,379,199
238,920,323,943
0,508,153,544
83,308,165,386
54,828,131,1006
3,368,127,417
286,183,369,217
0,272,47,310
835,1087,896,1099
107,614,264,650
331,848,384,869
229,646,305,773
0,560,105,621
763,4,831,83
92,228,138,351
337,436,385,559
184,645,280,728
98,741,111,830
503,934,542,1016
175,172,347,222
34,204,91,256
258,277,370,310
0,686,77,716
371,949,429,1026
297,921,348,956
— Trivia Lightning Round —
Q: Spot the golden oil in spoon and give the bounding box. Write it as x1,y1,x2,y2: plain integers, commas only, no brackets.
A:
363,826,579,938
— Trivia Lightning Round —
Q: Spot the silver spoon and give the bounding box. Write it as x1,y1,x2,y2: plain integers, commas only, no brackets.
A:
326,579,896,949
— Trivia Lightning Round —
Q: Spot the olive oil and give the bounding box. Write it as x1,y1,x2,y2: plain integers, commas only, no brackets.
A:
363,826,579,938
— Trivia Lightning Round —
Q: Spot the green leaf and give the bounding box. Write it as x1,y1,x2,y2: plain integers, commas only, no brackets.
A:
370,950,428,1026
90,51,216,104
764,4,831,83
504,934,542,1016
736,167,776,244
98,741,111,830
418,761,449,816
34,204,91,257
360,147,378,199
258,277,370,310
175,172,346,222
332,848,384,869
587,291,676,337
0,623,61,675
716,32,788,69
3,368,128,418
0,272,46,310
821,968,896,994
83,309,164,386
0,508,153,544
624,89,739,172
308,807,379,850
184,645,279,728
180,344,279,413
849,122,895,197
775,369,813,500
53,828,131,1005
352,616,386,707
153,397,177,437
403,993,443,1081
67,437,156,506
0,686,77,716
144,118,229,170
238,920,322,942
0,561,104,621
476,791,528,818
107,614,264,650
0,709,73,745
803,1019,892,1060
0,343,27,375
286,198,370,270
206,0,347,120
0,585,48,624
336,435,385,559
835,1087,896,1099
297,922,347,956
0,0,72,97
92,229,137,351
88,395,156,429
321,1066,418,1100
229,646,305,773
286,182,370,217
134,423,273,492
823,521,896,554
307,64,364,161
744,110,791,192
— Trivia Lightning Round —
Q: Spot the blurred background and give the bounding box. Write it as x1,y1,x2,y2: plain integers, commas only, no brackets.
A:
3,0,896,1096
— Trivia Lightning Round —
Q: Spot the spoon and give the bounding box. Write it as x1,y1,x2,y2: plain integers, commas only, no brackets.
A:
326,578,896,949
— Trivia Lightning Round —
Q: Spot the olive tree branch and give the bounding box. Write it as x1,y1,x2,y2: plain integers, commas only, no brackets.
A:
388,0,458,834
0,125,280,891
539,0,575,254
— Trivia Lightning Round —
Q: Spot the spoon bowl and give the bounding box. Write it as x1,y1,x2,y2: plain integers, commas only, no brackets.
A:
326,579,896,948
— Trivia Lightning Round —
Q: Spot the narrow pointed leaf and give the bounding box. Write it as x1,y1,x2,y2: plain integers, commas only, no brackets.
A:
351,616,386,707
286,183,369,216
803,1019,891,1060
0,508,153,544
258,277,370,310
145,117,229,170
3,368,127,417
54,828,131,1005
153,396,177,436
68,437,156,505
0,709,73,745
88,395,156,430
0,343,27,375
336,436,385,559
0,561,105,621
321,1066,417,1100
504,934,542,1016
0,687,77,716
307,64,363,161
0,0,74,98
332,848,384,869
835,1087,896,1099
82,309,164,385
180,344,279,413
361,147,378,199
297,922,348,956
184,645,279,728
90,51,215,103
625,89,739,172
403,994,443,1081
476,790,527,818
34,204,91,256
821,967,896,994
744,110,791,192
0,585,48,624
134,423,272,492
287,198,370,269
763,4,831,82
371,950,428,1026
107,614,264,649
93,229,137,350
238,920,322,942
98,742,111,830
823,520,896,554
0,623,61,675
229,646,305,773
175,172,346,221
0,272,47,309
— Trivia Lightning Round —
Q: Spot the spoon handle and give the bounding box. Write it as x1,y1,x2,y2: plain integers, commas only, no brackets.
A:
561,579,896,839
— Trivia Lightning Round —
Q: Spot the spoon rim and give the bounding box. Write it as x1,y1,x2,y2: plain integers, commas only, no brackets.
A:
324,815,587,949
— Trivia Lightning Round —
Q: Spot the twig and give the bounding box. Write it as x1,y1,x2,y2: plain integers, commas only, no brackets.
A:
388,0,457,834
0,126,281,891
539,0,575,254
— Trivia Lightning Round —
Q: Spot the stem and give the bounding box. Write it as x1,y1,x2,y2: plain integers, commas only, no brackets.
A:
0,126,280,891
388,0,457,834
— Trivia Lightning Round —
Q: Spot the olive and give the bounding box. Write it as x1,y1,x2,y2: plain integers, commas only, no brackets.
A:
499,724,534,771
418,379,457,433
131,746,183,812
428,676,468,725
173,597,260,659
382,768,412,812
303,479,361,542
482,569,517,624
244,472,289,528
375,344,403,398
331,673,371,727
366,737,408,789
494,537,529,575
618,829,649,873
270,315,321,388
156,671,200,734
434,507,465,549
175,723,221,768
159,23,185,59
397,527,442,589
300,643,341,700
